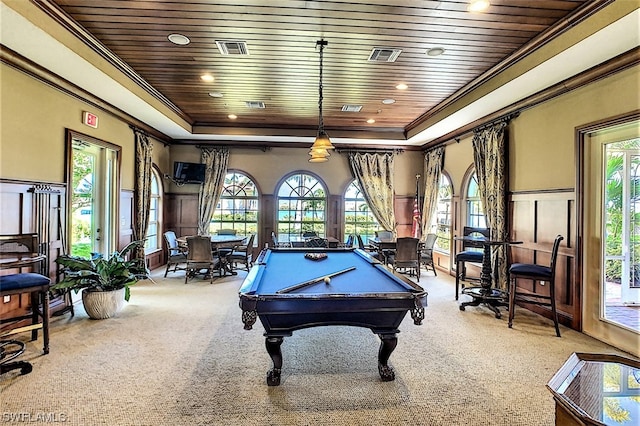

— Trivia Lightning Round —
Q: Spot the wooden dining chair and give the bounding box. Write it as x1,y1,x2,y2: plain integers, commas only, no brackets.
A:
229,234,255,271
508,235,564,337
185,236,217,284
305,237,328,248
388,237,421,281
420,233,438,276
271,231,291,248
163,231,187,277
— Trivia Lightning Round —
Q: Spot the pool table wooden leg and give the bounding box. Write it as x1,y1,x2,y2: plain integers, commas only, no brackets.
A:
377,333,397,381
265,336,284,386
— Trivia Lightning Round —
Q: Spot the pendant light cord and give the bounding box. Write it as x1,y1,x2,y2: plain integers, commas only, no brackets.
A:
317,39,327,133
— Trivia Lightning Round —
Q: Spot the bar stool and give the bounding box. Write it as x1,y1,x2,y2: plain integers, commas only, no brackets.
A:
508,235,564,337
0,272,51,375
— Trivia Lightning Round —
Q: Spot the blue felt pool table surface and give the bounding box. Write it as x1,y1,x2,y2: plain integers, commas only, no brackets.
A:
240,248,422,296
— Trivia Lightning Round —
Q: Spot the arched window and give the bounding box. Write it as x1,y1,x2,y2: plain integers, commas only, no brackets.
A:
211,171,259,245
344,180,380,244
430,173,452,252
277,172,326,243
144,168,162,252
466,172,486,228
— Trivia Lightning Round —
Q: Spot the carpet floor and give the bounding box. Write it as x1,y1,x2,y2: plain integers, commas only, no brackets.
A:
0,267,631,425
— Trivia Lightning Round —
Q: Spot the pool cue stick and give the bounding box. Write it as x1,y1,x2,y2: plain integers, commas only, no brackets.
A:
277,267,356,294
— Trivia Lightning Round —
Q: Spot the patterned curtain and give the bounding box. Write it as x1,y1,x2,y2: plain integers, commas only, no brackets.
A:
421,146,445,241
347,152,396,233
132,127,153,261
472,121,509,290
198,147,229,235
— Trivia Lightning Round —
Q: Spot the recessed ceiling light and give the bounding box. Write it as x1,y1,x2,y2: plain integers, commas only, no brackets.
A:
468,0,490,12
167,33,190,45
395,83,408,90
366,119,376,124
208,92,223,98
382,99,396,105
228,114,237,120
201,74,214,82
427,47,445,56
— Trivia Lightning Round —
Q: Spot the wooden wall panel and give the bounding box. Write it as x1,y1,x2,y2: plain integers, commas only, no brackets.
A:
509,190,579,329
395,196,414,237
0,180,70,325
327,194,342,240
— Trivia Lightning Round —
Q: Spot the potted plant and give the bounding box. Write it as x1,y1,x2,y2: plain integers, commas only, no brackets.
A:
53,240,148,319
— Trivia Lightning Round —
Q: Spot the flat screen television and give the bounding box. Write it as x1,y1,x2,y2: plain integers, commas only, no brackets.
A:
173,161,206,184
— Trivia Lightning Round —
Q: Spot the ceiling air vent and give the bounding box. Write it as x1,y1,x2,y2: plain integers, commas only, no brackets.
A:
341,105,363,112
216,40,250,55
245,101,265,109
368,47,402,62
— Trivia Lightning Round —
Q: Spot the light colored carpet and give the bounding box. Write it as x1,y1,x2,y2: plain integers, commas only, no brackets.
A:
0,268,630,425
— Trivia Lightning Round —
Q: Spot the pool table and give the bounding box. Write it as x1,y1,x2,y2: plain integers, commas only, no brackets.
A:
239,247,427,386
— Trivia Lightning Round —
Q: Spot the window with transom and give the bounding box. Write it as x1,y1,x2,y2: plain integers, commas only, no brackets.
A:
210,171,259,246
276,172,326,244
344,180,380,245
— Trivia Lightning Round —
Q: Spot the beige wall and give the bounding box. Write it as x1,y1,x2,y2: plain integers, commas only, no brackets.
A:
0,63,170,190
442,135,475,197
509,65,639,192
168,144,424,197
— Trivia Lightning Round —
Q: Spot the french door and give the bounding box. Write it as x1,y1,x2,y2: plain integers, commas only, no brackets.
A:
66,130,120,258
580,115,640,356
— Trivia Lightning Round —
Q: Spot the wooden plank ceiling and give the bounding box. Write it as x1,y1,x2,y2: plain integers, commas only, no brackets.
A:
49,0,593,142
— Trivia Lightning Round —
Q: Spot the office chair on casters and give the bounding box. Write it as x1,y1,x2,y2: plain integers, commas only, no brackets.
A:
508,235,564,337
455,227,490,300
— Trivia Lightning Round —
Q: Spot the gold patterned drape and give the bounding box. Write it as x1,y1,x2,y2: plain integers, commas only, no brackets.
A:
421,147,445,241
347,152,396,233
472,121,509,290
133,127,153,261
198,147,229,235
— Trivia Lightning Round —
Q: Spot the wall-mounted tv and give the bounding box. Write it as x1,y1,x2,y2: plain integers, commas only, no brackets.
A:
173,161,206,184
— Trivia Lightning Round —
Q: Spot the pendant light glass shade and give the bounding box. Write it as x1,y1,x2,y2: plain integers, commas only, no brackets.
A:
310,131,335,151
308,147,330,162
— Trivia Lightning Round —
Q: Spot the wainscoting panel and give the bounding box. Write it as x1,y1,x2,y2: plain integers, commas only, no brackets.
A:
510,190,579,329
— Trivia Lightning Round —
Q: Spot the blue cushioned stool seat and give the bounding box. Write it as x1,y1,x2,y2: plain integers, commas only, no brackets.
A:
508,263,551,278
1,273,51,291
455,250,483,262
0,273,50,357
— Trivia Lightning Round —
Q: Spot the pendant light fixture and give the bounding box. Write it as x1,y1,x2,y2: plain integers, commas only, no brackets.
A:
309,39,334,162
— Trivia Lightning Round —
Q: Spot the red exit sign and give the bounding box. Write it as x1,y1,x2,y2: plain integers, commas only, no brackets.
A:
83,111,98,128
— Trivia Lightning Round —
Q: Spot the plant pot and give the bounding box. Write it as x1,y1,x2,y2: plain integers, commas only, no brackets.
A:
82,288,125,319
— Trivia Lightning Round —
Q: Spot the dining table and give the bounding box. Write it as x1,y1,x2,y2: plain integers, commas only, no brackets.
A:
454,235,522,319
178,234,247,276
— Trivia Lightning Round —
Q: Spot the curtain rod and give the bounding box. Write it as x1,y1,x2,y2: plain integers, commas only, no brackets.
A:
195,144,270,152
336,148,404,155
473,111,520,133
